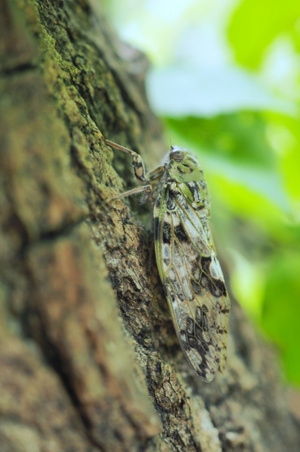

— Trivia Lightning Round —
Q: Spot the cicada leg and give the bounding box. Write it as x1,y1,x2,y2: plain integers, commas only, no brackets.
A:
106,184,152,202
105,139,147,183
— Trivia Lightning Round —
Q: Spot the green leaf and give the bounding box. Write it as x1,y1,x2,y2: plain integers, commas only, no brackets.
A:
228,0,300,68
262,250,300,385
165,113,277,168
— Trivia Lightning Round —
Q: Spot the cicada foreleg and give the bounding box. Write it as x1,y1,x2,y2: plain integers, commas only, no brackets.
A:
105,139,147,183
104,139,152,202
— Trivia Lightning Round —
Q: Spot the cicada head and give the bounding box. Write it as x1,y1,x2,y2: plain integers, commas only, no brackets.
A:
164,146,204,183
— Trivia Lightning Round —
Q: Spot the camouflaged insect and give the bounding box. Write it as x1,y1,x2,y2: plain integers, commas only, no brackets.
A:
105,139,230,382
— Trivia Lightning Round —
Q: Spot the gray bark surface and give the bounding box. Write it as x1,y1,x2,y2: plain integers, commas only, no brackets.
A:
0,1,299,451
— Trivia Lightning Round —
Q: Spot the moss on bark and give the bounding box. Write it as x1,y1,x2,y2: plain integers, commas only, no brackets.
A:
0,1,299,451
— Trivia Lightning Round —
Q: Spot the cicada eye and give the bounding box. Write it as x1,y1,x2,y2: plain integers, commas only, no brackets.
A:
171,151,184,162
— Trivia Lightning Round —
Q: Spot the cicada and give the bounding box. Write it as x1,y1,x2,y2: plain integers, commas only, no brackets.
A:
105,139,230,382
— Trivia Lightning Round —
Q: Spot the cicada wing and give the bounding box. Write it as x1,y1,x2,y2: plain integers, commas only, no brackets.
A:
154,187,230,382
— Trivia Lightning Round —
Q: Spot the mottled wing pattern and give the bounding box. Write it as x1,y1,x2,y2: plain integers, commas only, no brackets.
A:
154,182,230,382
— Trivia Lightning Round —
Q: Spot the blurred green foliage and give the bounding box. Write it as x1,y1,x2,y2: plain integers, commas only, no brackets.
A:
105,0,300,386
228,0,300,68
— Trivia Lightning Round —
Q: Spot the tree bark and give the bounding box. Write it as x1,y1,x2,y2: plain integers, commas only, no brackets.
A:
0,1,299,451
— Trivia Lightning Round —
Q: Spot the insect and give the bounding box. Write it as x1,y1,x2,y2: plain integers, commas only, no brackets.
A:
105,138,230,382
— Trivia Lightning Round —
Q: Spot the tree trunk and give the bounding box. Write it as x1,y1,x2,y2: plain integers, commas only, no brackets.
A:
0,1,299,451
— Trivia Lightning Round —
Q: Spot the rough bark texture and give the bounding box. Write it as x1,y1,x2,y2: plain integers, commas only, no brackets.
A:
0,1,299,451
